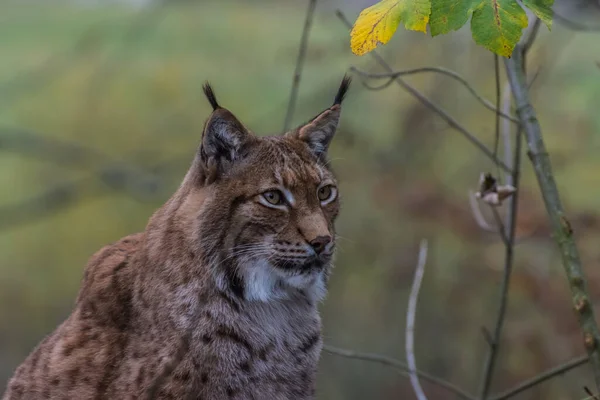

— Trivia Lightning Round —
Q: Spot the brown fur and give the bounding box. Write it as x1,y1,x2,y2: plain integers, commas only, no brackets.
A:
3,77,351,399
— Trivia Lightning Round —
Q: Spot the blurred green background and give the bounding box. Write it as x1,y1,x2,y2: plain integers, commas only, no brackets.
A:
1,0,600,398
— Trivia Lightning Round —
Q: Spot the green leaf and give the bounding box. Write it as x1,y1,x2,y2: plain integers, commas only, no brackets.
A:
351,0,553,57
471,1,529,57
431,0,530,57
521,0,554,29
350,0,432,56
430,0,476,36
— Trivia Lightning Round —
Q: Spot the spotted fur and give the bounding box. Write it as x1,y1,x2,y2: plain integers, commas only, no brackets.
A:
3,76,351,399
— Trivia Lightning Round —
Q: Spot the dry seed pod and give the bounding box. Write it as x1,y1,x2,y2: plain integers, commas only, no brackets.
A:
475,172,516,206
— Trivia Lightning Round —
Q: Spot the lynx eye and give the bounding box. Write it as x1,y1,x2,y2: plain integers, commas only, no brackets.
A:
262,190,284,206
317,185,337,203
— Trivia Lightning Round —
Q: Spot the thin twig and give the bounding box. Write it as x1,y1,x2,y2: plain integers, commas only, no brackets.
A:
478,72,522,400
350,66,518,124
477,16,539,397
335,10,512,174
584,386,600,400
523,18,542,54
490,207,509,246
492,54,502,180
406,239,429,400
490,356,589,400
283,0,317,132
506,42,600,392
501,82,513,188
323,345,476,400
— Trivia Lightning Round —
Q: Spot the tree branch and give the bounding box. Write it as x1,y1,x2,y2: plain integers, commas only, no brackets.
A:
335,10,512,174
490,355,589,400
477,111,521,400
283,0,317,132
349,66,518,124
323,345,476,400
501,82,513,188
505,42,600,392
406,239,429,400
490,206,509,247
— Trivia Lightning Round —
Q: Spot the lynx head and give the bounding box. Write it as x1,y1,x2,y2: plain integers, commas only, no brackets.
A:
171,76,350,304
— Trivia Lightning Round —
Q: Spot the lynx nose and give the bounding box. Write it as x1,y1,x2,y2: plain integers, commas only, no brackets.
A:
309,236,332,255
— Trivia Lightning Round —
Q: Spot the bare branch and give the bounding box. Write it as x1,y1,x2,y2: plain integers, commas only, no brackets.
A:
478,79,522,400
349,66,519,124
523,18,542,54
323,345,476,400
501,82,513,187
283,0,317,132
477,14,538,396
406,239,429,400
506,41,600,392
492,54,502,180
490,206,509,246
335,10,512,174
490,356,589,400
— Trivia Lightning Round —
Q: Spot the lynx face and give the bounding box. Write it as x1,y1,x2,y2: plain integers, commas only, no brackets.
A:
184,78,351,303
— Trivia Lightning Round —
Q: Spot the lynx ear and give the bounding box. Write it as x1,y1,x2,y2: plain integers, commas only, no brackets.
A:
199,83,252,176
291,75,351,158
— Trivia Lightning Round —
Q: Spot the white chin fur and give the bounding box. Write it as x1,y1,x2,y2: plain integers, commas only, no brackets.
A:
241,259,326,303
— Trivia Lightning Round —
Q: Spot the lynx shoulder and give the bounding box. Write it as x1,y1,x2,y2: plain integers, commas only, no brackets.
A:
3,76,351,400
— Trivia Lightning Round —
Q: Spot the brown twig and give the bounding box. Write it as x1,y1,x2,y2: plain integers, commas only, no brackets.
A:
323,345,476,400
283,0,317,131
505,41,600,392
490,356,589,400
492,54,502,180
490,206,509,247
477,61,524,400
349,66,518,124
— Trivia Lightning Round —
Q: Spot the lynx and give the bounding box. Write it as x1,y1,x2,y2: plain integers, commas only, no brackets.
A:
3,76,351,400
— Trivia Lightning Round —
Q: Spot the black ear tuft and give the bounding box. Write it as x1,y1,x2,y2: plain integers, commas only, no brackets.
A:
203,82,220,111
333,74,352,106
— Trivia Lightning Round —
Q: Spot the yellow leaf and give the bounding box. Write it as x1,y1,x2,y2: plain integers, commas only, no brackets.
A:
350,0,431,56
